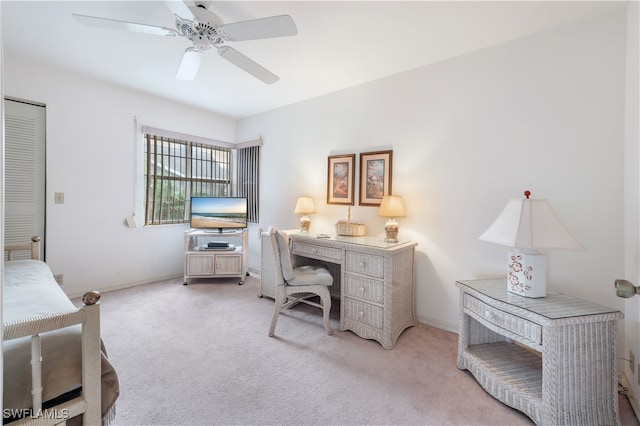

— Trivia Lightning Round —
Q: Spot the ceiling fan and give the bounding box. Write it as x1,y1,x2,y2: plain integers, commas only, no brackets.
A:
72,1,297,84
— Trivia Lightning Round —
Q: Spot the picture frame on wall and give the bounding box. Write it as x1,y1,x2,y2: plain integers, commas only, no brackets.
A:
359,150,393,206
327,154,356,205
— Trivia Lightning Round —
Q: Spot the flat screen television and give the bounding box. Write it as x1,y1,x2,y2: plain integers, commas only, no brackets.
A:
189,197,248,232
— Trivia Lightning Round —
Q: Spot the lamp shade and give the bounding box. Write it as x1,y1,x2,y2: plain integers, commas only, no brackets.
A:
378,195,406,218
294,197,316,215
478,192,583,250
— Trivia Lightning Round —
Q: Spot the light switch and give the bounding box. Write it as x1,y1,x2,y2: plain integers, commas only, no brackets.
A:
54,192,64,204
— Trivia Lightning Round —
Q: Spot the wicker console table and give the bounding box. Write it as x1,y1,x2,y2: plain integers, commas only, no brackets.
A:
456,279,623,426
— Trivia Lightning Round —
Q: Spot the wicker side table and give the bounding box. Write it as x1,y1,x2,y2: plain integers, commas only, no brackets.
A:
456,279,623,426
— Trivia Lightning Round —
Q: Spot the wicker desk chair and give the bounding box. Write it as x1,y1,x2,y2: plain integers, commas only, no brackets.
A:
266,226,333,336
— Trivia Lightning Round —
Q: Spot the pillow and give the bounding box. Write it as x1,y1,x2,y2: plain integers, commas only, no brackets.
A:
275,230,295,281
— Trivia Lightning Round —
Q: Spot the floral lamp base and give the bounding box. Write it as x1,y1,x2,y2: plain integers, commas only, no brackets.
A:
507,248,547,298
299,216,311,233
384,218,399,243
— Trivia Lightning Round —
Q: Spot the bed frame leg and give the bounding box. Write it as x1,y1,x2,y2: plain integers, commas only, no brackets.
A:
81,294,102,426
31,334,43,412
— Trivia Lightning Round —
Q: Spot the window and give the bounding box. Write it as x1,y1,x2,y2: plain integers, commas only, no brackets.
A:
144,133,232,226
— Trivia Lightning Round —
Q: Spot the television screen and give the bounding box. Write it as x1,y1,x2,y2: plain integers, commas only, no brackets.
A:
190,197,248,232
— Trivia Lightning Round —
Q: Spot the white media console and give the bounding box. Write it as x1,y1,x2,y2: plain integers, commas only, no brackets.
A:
183,228,249,285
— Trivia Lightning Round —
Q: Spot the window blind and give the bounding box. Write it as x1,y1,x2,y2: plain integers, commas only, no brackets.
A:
237,145,260,223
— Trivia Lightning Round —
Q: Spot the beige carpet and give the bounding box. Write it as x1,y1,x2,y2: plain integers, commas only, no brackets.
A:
93,274,639,426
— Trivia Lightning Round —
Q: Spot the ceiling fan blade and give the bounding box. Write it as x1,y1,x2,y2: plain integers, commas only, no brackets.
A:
176,48,203,80
220,15,297,42
187,4,223,26
72,14,178,37
164,1,194,19
217,46,279,84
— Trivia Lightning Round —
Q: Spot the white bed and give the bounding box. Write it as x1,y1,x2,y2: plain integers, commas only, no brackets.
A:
3,237,119,425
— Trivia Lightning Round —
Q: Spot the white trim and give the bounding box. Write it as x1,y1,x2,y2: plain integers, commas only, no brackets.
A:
236,138,263,149
141,126,263,149
141,125,235,148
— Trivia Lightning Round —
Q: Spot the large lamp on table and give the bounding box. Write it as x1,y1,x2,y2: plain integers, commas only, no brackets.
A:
478,190,583,298
294,197,316,233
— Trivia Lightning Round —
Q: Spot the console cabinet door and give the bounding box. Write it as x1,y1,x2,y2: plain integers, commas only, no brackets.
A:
187,255,215,275
215,254,242,275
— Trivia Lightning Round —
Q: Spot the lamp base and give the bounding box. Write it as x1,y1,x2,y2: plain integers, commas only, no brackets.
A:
507,248,546,298
384,218,399,243
300,216,311,233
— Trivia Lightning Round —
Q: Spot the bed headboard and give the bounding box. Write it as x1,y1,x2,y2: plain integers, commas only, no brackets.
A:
5,236,41,261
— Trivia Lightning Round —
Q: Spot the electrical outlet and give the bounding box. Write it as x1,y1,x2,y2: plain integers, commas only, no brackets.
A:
54,274,63,285
631,351,635,374
54,192,64,204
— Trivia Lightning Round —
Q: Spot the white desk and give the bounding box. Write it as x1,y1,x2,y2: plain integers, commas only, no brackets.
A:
260,230,417,349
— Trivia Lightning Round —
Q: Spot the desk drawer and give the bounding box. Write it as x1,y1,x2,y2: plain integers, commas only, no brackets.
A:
343,297,384,329
464,294,542,345
345,251,384,278
291,242,342,262
344,274,384,304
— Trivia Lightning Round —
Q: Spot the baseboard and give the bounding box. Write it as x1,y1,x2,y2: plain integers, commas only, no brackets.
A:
68,269,263,299
416,315,458,334
67,274,183,299
620,372,640,421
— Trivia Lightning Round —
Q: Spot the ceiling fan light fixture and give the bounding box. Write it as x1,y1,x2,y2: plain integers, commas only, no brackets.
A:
192,35,212,52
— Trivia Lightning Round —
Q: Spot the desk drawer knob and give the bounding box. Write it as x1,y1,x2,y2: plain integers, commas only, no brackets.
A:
358,311,365,318
311,248,317,254
484,310,497,322
359,261,366,268
359,287,365,294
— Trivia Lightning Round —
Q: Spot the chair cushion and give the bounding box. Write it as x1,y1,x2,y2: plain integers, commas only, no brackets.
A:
275,230,295,281
288,266,333,286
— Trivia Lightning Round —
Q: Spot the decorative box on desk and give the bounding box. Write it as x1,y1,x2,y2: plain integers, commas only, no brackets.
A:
456,278,623,426
260,230,417,349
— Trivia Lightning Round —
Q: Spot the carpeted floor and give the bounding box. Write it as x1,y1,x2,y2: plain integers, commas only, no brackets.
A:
93,274,639,425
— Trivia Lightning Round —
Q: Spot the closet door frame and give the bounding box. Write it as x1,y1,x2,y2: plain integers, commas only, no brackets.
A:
4,97,46,260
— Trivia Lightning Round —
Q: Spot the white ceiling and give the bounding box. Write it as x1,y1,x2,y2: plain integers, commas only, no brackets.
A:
1,1,629,119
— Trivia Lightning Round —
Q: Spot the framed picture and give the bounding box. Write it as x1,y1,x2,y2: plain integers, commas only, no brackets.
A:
327,154,355,205
359,150,392,206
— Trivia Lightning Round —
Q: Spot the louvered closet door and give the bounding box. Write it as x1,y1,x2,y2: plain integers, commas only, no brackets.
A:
4,99,46,259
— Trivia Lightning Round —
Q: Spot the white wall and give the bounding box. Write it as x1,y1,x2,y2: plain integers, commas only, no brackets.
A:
237,11,628,331
3,55,236,297
623,0,640,411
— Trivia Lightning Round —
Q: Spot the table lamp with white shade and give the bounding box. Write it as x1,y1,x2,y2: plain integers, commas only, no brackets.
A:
478,190,584,298
379,195,405,243
294,197,316,233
